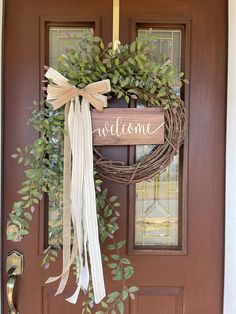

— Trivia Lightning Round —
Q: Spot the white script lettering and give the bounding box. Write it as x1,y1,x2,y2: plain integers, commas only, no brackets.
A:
92,116,164,137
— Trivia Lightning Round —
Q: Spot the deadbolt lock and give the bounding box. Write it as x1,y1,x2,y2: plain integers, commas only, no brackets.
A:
6,251,24,276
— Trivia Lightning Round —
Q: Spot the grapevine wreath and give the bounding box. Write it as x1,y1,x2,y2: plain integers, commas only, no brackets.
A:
55,32,187,184
7,31,187,314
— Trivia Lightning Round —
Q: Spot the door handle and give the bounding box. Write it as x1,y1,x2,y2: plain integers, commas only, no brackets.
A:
6,251,24,314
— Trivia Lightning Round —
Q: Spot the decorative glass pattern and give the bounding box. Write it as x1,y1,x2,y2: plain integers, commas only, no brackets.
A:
134,29,182,247
48,27,91,246
49,27,92,67
138,29,181,84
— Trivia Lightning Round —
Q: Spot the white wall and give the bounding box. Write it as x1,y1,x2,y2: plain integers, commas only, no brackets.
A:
224,1,236,313
0,0,2,313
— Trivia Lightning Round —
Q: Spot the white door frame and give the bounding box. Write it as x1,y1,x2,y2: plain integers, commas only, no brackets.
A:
0,1,235,313
0,0,3,312
223,0,236,312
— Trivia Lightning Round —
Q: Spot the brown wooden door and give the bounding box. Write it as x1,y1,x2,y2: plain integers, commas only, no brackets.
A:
3,0,227,313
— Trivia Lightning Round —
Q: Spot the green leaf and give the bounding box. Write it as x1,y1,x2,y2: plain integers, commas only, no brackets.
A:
118,300,124,314
107,244,116,250
128,286,139,293
24,212,32,221
108,291,119,299
117,240,126,249
137,40,143,51
22,195,30,201
51,250,58,257
24,201,31,209
108,263,117,269
101,301,108,309
128,57,136,65
120,79,129,88
112,273,123,281
18,186,30,195
121,258,130,265
93,36,102,42
122,289,129,300
19,229,29,235
130,41,136,52
157,87,166,97
111,254,120,260
117,91,123,99
112,74,119,85
124,266,134,279
110,195,118,202
102,254,108,261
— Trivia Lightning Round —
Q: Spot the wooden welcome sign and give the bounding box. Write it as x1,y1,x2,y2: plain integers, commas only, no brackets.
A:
92,108,164,145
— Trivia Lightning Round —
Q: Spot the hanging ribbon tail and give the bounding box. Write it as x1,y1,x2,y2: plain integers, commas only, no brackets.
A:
45,237,77,285
44,67,111,304
82,100,106,303
55,103,72,295
81,240,90,291
66,263,90,304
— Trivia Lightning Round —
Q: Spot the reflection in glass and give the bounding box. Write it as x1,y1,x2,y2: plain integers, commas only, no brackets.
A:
135,29,182,247
48,27,91,246
49,27,92,67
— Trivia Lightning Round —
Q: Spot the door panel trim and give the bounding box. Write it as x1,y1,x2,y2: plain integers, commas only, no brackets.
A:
38,16,101,254
130,286,183,314
128,19,191,255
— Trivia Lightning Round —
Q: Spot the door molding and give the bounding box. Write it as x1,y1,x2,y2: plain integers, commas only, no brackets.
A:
224,1,236,313
128,18,190,256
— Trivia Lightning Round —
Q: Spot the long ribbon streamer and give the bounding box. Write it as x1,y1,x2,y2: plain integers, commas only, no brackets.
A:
45,67,111,304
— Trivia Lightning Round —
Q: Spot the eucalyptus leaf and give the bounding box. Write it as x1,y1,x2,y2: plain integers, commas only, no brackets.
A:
6,32,185,314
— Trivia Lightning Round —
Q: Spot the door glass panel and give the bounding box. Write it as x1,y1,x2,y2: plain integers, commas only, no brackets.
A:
49,27,92,67
48,26,92,246
47,27,183,248
135,29,182,248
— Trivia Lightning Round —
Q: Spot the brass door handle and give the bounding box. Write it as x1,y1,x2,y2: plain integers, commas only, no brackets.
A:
6,251,24,314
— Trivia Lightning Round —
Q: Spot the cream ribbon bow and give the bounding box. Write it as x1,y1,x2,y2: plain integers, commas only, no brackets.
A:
45,67,111,304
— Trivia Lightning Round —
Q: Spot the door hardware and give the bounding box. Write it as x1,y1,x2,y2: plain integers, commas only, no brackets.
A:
6,251,24,314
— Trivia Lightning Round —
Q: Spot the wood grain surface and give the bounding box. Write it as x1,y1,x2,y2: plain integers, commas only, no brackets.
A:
92,107,164,145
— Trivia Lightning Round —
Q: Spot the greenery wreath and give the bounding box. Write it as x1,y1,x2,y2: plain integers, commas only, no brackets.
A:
7,31,186,314
55,31,186,184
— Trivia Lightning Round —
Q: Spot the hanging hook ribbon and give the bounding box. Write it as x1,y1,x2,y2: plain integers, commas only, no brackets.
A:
45,67,111,304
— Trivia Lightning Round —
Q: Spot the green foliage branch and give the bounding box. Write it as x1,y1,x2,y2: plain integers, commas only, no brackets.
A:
7,101,138,314
56,31,185,109
7,32,185,313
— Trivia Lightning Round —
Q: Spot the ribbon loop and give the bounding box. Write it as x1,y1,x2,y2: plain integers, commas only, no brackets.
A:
45,67,111,304
46,74,110,111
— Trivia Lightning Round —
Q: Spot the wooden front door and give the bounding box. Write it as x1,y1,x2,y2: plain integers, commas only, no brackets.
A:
3,0,227,313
